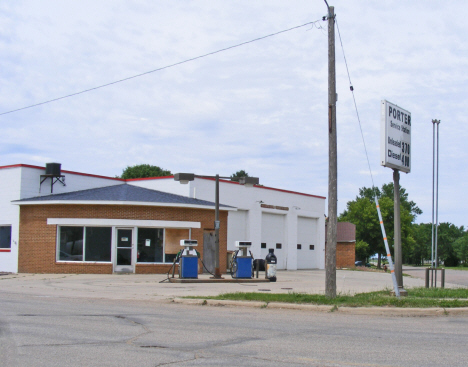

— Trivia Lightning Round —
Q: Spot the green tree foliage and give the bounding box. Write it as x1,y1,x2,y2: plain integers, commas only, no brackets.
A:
355,240,370,262
411,223,432,265
339,183,421,265
454,233,468,266
120,164,171,179
436,223,465,266
230,170,250,182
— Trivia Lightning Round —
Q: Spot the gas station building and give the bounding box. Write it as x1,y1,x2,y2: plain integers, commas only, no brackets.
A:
0,164,326,274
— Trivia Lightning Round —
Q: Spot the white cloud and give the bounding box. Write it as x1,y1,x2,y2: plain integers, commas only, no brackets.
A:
0,0,467,227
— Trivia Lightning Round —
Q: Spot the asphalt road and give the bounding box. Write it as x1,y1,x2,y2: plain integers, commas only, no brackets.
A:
1,291,468,367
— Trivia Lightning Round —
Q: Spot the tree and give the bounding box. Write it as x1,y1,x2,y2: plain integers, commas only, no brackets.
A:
453,232,468,266
411,223,432,265
339,183,421,267
230,170,250,182
355,240,370,262
436,223,465,266
120,164,171,179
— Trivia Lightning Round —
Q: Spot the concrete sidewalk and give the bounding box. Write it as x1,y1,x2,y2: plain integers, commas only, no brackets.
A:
0,269,442,302
2,270,468,316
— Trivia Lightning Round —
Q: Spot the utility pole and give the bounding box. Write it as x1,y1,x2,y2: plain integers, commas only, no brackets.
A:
325,4,337,298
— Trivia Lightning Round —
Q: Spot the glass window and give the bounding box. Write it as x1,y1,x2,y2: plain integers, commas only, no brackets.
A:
59,227,83,261
58,226,111,262
0,226,11,249
137,228,163,263
85,227,112,262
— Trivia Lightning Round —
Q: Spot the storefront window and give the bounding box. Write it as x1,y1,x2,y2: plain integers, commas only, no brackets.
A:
58,226,111,262
137,228,163,263
85,227,112,262
0,226,12,249
59,227,83,261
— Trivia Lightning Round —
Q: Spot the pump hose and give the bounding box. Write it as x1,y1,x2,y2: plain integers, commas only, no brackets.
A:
159,253,181,283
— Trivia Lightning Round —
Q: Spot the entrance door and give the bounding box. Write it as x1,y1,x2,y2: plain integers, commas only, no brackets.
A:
115,228,134,273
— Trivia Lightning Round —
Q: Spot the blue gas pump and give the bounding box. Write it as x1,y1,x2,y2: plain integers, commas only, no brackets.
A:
231,241,253,279
179,239,198,279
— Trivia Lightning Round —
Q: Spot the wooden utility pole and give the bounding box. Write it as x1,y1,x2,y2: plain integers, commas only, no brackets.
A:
325,5,337,298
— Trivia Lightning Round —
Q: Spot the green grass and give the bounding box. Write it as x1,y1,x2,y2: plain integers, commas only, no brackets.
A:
188,287,468,308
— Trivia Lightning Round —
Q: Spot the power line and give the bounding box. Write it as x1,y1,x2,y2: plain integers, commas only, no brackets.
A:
335,17,376,191
0,19,323,117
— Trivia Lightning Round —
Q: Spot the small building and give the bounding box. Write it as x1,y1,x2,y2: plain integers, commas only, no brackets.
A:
336,222,356,268
1,163,327,274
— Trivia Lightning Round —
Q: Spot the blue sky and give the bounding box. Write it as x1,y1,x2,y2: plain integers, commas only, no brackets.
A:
0,1,467,227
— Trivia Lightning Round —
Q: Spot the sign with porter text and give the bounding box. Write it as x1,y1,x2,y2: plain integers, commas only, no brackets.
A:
380,100,411,173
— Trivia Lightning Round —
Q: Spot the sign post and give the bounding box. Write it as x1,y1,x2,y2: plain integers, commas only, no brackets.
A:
381,100,411,295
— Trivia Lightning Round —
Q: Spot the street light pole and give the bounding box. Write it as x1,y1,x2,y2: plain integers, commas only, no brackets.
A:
214,174,221,278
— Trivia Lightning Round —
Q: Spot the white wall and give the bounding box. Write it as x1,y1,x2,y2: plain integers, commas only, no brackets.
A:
191,178,326,270
0,164,123,273
227,210,248,249
0,167,22,272
21,166,122,199
128,177,190,197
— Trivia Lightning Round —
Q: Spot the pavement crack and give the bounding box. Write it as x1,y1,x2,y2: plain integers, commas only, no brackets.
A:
154,354,199,366
113,315,154,346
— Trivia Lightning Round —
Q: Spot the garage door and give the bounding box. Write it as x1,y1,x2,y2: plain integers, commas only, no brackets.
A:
297,217,319,269
261,213,286,269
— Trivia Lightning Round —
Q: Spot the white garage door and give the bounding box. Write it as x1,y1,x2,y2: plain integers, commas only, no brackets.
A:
227,210,248,251
261,212,286,269
297,217,319,269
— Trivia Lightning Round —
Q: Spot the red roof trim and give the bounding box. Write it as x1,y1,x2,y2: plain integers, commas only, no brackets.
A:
124,175,174,182
0,164,123,181
198,177,326,199
0,166,325,199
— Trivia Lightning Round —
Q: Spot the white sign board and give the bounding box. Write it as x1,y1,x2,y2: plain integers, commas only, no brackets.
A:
380,100,411,173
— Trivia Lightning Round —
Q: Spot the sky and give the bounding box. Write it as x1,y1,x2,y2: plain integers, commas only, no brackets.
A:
0,1,467,228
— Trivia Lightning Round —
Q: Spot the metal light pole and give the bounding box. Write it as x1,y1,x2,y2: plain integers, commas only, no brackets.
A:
431,119,440,284
214,174,221,278
393,169,403,289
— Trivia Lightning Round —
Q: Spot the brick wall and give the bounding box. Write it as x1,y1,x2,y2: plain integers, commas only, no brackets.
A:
18,204,227,274
336,242,355,268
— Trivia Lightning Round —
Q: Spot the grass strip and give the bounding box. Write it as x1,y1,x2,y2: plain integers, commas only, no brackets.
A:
187,287,468,308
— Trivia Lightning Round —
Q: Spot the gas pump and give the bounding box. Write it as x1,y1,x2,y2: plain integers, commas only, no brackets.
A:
179,239,198,279
231,241,253,279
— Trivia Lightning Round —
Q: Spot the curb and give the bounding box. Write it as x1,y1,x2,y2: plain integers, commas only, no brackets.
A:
171,298,468,316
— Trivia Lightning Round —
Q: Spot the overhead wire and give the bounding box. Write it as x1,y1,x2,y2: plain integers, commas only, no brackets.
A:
0,19,323,117
335,16,400,297
335,17,376,191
